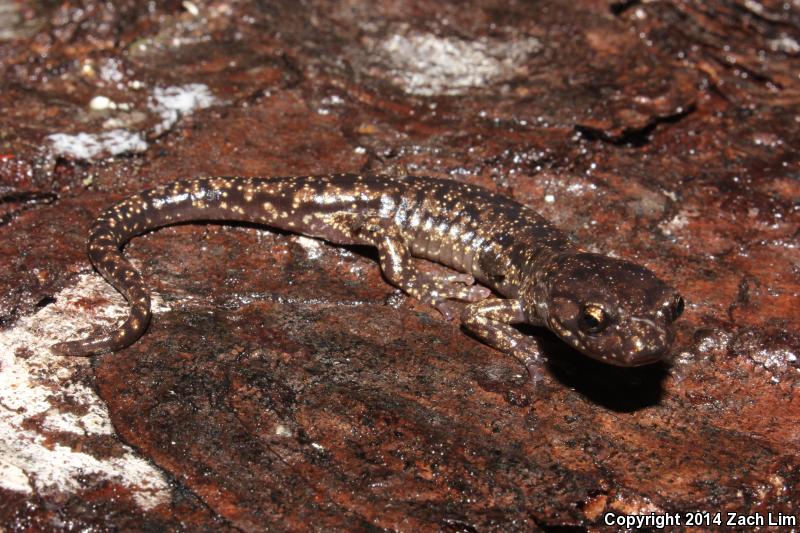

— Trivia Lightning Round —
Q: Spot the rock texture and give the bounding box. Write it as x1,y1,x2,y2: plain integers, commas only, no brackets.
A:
0,0,797,531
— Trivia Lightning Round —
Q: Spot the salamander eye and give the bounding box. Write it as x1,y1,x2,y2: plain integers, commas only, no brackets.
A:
579,304,607,334
670,295,684,321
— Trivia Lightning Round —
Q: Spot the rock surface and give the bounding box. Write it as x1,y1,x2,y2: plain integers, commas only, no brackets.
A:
0,0,797,530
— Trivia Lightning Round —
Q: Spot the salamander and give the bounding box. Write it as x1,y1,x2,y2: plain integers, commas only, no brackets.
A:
52,174,684,381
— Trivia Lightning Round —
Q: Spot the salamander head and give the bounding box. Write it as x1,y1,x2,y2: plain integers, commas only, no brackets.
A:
529,252,683,366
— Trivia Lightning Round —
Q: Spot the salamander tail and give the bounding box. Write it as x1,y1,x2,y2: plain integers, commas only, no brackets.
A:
51,214,152,356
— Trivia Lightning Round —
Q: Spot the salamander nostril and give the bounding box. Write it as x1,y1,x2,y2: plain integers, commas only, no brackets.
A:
672,295,684,321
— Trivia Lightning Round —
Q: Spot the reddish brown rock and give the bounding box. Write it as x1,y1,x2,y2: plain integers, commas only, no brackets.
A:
1,0,797,531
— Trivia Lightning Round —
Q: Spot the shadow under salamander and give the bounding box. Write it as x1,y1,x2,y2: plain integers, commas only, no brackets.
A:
516,325,670,412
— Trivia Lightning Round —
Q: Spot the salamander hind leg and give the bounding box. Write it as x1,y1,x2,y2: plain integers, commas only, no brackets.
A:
461,298,547,385
345,215,491,319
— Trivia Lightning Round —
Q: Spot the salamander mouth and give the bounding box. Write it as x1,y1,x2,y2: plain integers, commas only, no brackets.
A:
618,352,664,367
582,323,673,367
581,347,667,367
558,332,667,367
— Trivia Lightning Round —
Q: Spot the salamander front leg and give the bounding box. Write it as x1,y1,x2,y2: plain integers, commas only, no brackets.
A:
461,298,547,385
353,218,490,317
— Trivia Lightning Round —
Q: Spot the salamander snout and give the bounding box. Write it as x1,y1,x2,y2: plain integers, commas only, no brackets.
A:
614,315,677,366
535,252,683,366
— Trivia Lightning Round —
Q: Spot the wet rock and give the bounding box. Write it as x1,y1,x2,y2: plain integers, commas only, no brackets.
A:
1,0,798,530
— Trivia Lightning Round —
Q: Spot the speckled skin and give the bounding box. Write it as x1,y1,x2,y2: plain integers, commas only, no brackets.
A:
52,174,683,378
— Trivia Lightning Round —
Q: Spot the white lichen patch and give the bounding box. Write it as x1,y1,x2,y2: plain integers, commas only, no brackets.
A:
768,34,800,54
659,211,690,236
0,273,171,510
750,346,798,374
295,236,324,260
46,83,217,160
149,83,217,135
47,129,148,160
373,30,541,96
99,58,127,84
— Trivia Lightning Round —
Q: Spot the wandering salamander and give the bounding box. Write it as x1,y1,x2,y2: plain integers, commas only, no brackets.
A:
52,174,684,380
